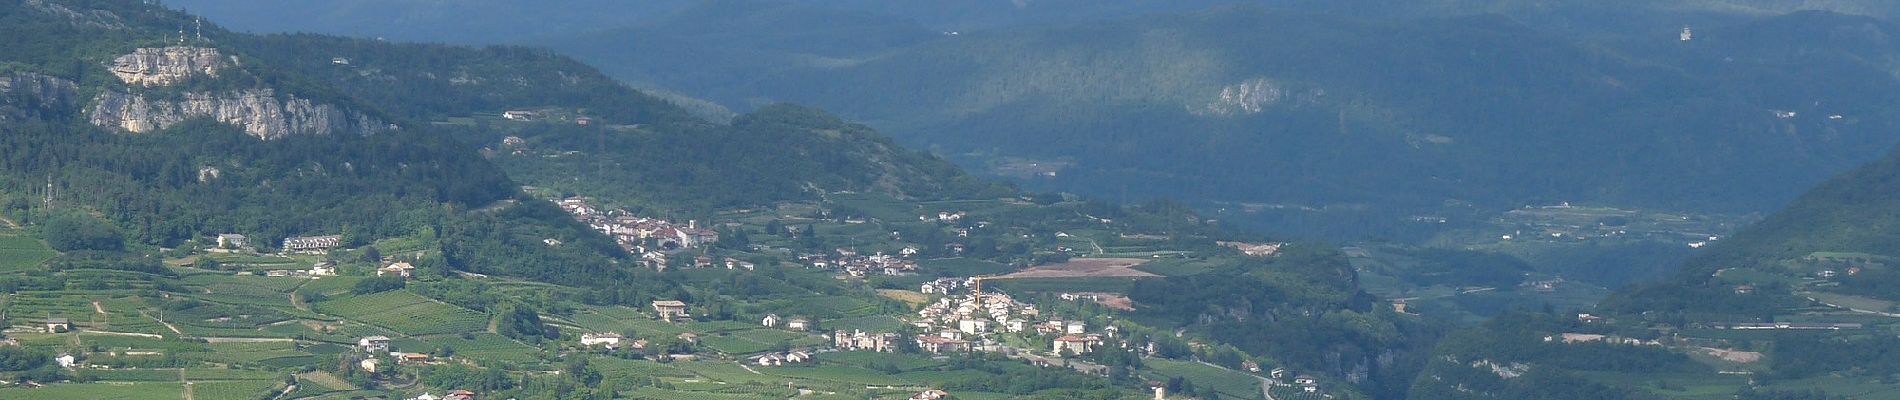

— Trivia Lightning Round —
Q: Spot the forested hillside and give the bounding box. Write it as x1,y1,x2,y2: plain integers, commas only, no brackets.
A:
163,0,1900,240
214,32,1011,213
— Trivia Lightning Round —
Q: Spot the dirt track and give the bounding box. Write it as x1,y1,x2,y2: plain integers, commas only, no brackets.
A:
994,258,1159,279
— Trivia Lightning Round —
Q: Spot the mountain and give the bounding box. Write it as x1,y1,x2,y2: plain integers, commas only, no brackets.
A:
0,0,993,286
212,32,1010,213
159,0,1900,241
0,2,1457,400
1406,83,1900,399
707,8,1900,235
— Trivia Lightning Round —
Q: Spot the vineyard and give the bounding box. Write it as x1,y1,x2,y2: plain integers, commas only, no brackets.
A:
315,290,488,335
0,233,55,272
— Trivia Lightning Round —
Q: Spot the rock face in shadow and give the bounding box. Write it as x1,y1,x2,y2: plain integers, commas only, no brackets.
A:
0,72,79,121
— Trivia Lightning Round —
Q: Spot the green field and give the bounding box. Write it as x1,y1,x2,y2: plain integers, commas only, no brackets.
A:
818,352,944,372
422,332,542,363
920,258,1015,277
1134,258,1223,276
315,290,487,336
192,379,286,400
1143,359,1265,400
0,381,186,399
761,365,915,386
0,232,56,272
822,315,904,333
987,277,1141,294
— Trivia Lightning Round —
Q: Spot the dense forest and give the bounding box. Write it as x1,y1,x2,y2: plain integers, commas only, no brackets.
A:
1127,245,1445,399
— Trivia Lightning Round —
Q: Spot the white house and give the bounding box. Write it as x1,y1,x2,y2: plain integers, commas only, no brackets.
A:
958,319,990,335
1053,335,1098,355
358,336,391,353
216,233,249,249
1066,321,1086,335
755,353,785,366
309,263,338,277
762,314,782,328
377,262,415,277
580,333,623,348
787,318,811,331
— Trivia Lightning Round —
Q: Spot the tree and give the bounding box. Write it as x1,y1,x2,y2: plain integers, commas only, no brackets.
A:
41,212,125,252
352,276,405,294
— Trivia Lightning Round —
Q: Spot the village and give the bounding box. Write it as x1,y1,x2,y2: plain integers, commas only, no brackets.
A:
553,197,727,271
0,187,1337,400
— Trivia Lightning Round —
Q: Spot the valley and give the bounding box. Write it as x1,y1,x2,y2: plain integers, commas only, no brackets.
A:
11,1,1900,399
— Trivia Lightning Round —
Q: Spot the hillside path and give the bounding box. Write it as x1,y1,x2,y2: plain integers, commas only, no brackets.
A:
181,369,195,400
143,310,183,335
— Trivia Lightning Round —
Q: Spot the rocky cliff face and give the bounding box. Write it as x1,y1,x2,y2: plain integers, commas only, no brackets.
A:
0,72,80,121
1192,77,1331,117
89,89,387,139
110,46,227,87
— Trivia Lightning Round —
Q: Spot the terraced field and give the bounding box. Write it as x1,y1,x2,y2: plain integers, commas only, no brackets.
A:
0,381,186,399
1143,359,1266,400
422,332,541,363
0,232,55,272
315,290,487,335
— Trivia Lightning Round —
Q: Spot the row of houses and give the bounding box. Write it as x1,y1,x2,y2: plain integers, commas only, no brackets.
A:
801,248,919,277
212,233,341,254
281,235,343,254
261,262,337,278
833,330,899,352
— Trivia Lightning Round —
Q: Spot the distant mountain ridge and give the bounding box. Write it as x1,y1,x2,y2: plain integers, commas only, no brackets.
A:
0,0,1002,281
160,0,1900,239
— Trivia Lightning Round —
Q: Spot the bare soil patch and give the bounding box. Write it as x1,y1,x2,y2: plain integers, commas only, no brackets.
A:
995,258,1159,279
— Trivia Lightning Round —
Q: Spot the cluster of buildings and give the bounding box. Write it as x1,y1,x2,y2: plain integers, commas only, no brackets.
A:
261,261,337,278
919,277,970,294
907,290,1113,356
1545,333,1663,346
1217,241,1285,257
760,314,811,331
801,248,918,277
355,336,441,369
751,351,812,366
409,390,478,400
579,332,649,351
553,197,719,268
833,330,900,352
1717,322,1863,331
281,235,343,254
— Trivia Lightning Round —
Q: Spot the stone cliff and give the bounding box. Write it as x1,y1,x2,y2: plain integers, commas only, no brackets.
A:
0,72,80,121
89,89,388,139
109,46,227,87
